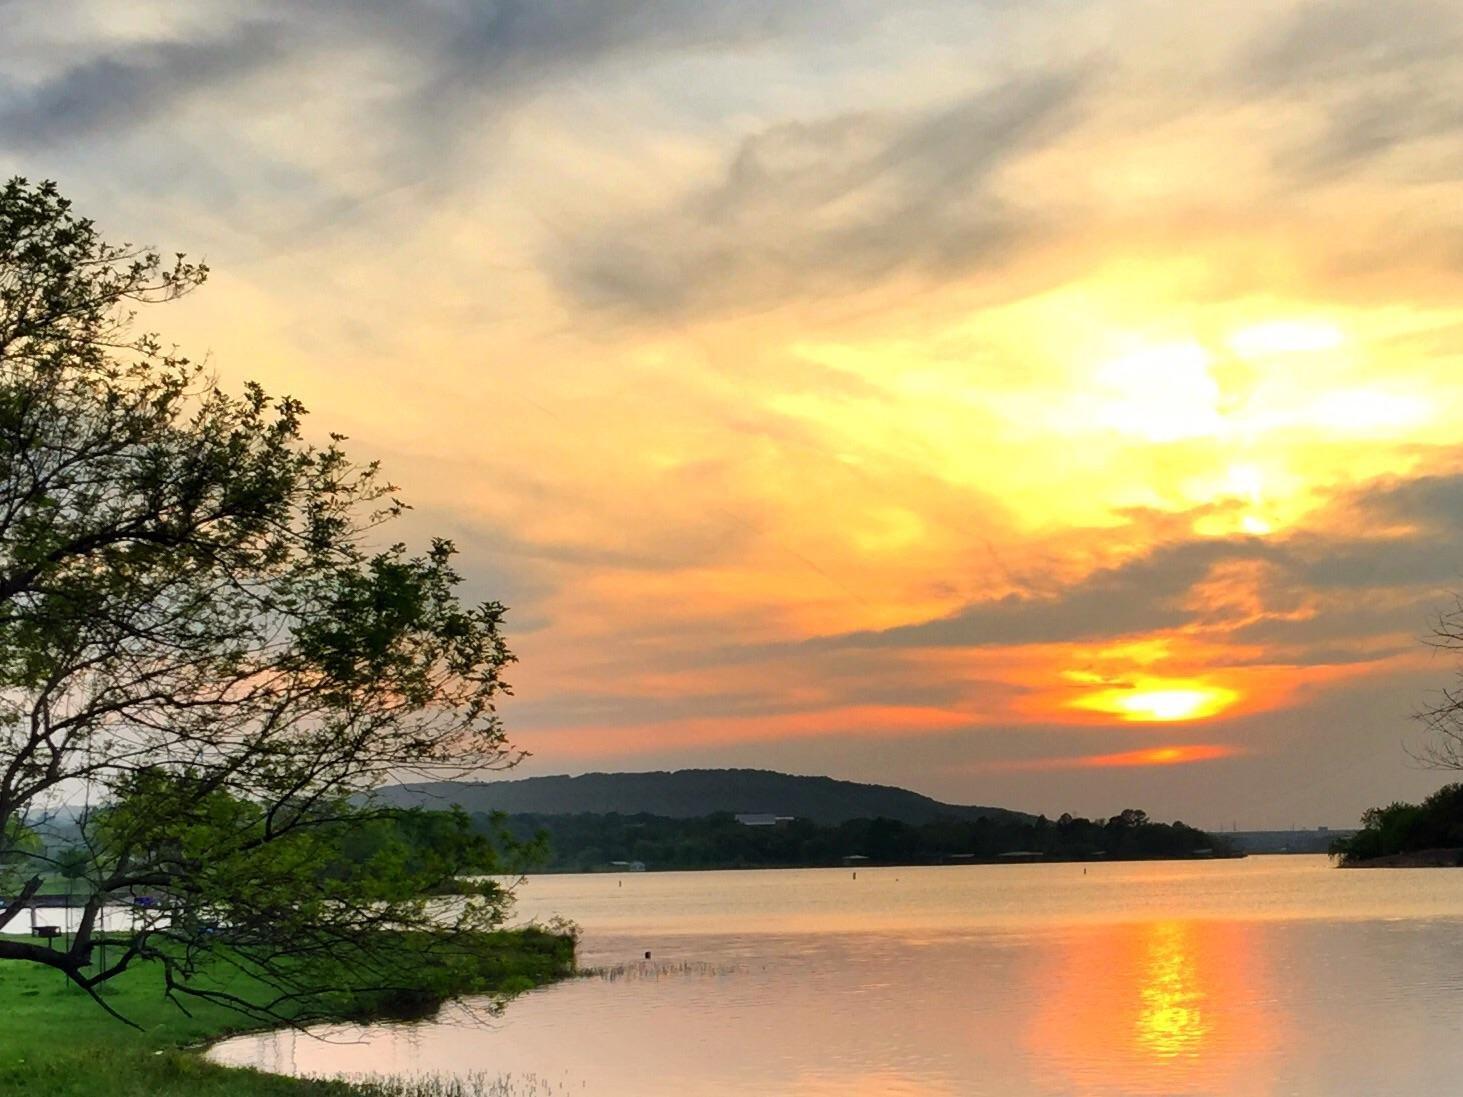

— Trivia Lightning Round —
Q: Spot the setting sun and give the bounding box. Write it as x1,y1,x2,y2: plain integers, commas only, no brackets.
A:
1072,683,1240,723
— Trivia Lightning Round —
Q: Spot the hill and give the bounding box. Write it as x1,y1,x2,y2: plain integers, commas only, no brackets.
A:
373,768,1033,826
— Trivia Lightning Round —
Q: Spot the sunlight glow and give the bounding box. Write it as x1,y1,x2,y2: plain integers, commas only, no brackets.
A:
1072,682,1240,722
1095,342,1223,442
1115,689,1234,721
1240,514,1272,535
1227,320,1344,358
1305,389,1430,435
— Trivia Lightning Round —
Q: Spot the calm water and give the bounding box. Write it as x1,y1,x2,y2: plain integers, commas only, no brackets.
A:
211,856,1463,1096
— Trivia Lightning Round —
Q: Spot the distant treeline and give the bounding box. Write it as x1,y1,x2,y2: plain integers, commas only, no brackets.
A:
1330,784,1463,865
485,808,1234,872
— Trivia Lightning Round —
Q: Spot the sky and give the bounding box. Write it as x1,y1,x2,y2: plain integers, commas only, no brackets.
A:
5,0,1463,827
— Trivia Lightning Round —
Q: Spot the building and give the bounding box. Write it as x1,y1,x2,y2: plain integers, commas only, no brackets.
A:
734,813,794,827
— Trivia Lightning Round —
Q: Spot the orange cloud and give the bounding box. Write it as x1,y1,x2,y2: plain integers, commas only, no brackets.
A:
984,744,1242,773
1075,744,1240,768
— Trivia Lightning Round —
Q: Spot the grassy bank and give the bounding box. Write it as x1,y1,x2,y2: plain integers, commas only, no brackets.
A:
0,928,574,1096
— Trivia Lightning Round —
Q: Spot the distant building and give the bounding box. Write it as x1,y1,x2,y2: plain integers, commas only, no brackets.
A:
735,813,794,827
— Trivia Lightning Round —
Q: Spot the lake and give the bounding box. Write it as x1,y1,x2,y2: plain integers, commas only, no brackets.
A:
210,856,1463,1095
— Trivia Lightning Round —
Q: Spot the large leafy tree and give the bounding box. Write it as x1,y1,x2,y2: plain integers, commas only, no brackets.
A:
0,178,520,1021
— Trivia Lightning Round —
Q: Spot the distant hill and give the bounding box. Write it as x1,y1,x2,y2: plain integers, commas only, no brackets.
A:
373,768,1033,826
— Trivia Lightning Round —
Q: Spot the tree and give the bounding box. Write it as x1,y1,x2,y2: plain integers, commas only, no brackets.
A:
1417,598,1463,770
1331,786,1463,865
1108,808,1149,829
0,178,520,1022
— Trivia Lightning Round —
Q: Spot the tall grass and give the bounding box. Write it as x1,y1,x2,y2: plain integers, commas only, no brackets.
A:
340,1072,559,1096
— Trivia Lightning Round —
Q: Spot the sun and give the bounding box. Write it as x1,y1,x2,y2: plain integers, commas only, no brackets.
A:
1115,689,1232,721
1071,681,1239,722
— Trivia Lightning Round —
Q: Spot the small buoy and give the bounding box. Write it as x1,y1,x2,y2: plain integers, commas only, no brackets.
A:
852,871,857,880
644,950,652,960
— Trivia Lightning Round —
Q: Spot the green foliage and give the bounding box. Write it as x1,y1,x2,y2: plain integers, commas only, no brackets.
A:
1332,783,1463,864
487,808,1231,871
0,817,43,893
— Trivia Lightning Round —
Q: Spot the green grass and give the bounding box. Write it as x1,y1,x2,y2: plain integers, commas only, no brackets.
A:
0,929,574,1096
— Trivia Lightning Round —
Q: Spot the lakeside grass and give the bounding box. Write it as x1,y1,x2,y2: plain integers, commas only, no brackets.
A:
0,928,574,1096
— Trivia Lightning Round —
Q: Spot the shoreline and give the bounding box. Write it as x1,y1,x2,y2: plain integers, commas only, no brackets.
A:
1339,848,1463,868
512,851,1247,875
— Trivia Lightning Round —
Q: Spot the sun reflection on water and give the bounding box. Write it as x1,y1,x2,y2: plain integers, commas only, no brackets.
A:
1135,922,1210,1059
1028,918,1280,1095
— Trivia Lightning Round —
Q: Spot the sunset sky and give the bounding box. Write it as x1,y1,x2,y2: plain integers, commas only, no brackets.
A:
7,1,1463,826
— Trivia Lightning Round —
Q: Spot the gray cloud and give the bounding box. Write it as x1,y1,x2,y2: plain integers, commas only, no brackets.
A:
1283,472,1463,594
558,71,1087,317
1293,537,1463,592
0,0,868,229
1226,597,1430,653
819,537,1263,650
317,0,846,175
0,23,286,147
1248,1,1459,86
385,0,814,83
1223,642,1416,668
1343,472,1463,532
1244,1,1463,176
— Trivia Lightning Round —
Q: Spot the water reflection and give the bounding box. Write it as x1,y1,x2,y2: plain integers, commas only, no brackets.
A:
1031,919,1279,1095
788,1070,957,1097
1136,922,1210,1060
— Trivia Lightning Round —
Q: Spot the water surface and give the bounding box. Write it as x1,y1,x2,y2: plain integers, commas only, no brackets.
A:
212,857,1463,1095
